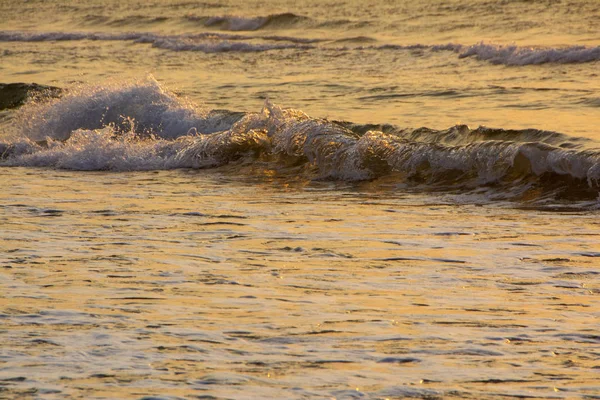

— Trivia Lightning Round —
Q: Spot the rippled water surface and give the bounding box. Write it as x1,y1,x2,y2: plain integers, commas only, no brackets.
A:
1,169,599,399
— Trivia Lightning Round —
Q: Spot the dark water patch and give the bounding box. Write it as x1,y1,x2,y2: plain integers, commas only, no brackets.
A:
194,374,251,385
108,15,169,27
279,246,305,252
331,36,377,44
553,271,599,279
173,211,247,218
202,279,247,286
555,333,600,343
553,283,582,289
376,387,442,399
156,345,207,353
89,373,116,378
578,97,600,107
0,377,27,382
214,214,247,219
552,303,591,308
466,378,536,384
177,212,207,217
91,209,118,216
29,339,61,346
0,83,62,110
329,389,368,399
138,396,188,400
358,89,474,102
381,257,425,262
377,357,421,364
434,321,528,328
266,298,314,305
431,258,466,264
108,297,166,300
195,221,247,226
310,248,354,258
577,252,600,257
433,232,474,236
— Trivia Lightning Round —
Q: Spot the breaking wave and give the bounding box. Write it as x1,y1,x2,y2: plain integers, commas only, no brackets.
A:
1,78,599,207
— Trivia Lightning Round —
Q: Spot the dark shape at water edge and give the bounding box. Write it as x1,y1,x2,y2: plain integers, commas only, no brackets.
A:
0,83,62,110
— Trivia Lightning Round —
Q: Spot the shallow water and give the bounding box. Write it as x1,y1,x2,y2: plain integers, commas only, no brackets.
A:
1,0,600,398
1,169,599,399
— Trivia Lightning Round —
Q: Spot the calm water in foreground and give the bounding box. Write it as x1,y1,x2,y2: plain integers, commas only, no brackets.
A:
1,0,600,398
1,169,599,399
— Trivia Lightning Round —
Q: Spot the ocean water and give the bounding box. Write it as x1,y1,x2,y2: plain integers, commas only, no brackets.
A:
1,0,599,399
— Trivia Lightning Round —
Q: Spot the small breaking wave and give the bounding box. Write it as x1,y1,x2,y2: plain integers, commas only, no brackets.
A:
457,43,600,66
185,13,309,31
1,79,599,207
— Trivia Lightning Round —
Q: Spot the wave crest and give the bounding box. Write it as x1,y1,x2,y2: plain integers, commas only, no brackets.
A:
2,80,599,205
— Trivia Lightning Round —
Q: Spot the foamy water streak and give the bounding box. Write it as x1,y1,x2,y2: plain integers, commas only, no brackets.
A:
0,31,314,53
1,79,599,205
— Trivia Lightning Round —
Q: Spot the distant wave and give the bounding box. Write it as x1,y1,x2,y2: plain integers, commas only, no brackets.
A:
79,12,362,32
360,42,600,65
185,13,309,31
1,78,599,206
1,30,598,64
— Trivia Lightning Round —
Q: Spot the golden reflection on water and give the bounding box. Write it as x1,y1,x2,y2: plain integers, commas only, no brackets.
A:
0,168,599,399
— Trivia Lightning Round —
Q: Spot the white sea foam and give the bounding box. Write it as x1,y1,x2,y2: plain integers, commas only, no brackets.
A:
14,76,233,141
